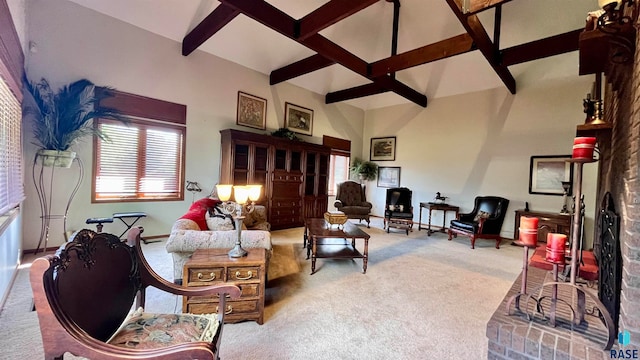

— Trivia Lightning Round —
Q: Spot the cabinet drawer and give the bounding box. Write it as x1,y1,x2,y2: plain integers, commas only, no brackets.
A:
228,266,261,282
186,283,259,302
185,267,224,285
187,299,259,315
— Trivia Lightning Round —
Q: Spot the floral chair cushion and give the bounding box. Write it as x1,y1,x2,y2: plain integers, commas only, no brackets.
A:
107,308,219,350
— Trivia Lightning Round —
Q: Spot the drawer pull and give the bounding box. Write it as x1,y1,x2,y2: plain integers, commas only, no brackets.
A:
216,293,231,299
235,270,253,280
216,305,233,314
197,272,216,281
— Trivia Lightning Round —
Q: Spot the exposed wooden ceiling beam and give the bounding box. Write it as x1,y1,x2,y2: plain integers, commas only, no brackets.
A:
220,0,427,107
219,0,297,39
445,0,516,93
370,33,474,77
387,78,428,107
298,0,379,41
500,29,582,66
182,4,240,56
301,34,369,77
270,54,335,85
325,82,386,104
326,75,428,107
464,0,514,15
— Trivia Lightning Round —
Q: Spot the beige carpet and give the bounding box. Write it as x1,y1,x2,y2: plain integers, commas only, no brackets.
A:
0,218,524,359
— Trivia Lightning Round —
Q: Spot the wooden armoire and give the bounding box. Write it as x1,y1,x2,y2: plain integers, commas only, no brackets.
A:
219,129,330,230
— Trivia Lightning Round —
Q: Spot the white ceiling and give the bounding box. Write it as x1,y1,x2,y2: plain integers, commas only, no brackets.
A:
66,0,598,110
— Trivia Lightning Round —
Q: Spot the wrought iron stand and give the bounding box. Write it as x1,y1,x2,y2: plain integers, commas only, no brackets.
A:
32,154,84,254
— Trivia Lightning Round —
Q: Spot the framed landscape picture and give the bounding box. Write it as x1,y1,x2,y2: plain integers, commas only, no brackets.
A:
236,91,267,130
378,167,401,188
528,155,573,195
370,136,396,161
284,102,313,136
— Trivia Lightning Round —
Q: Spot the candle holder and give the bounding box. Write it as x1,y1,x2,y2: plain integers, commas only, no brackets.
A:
505,217,539,314
509,160,617,350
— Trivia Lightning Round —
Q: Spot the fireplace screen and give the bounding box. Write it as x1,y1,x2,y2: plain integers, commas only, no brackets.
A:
597,192,621,332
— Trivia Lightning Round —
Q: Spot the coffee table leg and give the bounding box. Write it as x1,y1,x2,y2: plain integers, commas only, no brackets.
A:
362,238,369,274
311,236,317,275
427,208,433,236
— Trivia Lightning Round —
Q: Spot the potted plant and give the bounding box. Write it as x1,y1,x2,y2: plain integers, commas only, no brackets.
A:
24,78,128,167
350,157,378,182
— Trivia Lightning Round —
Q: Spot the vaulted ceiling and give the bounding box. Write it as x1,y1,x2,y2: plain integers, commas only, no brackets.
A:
66,0,597,110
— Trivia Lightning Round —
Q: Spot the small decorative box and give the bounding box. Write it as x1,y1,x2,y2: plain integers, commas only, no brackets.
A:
324,211,348,227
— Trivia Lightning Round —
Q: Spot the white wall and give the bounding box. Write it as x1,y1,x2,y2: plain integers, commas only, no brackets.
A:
22,0,365,250
363,77,598,246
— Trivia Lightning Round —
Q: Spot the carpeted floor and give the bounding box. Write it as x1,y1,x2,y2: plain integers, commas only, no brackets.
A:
0,218,524,359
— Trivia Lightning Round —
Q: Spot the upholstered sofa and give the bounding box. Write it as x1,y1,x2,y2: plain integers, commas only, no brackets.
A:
166,197,272,283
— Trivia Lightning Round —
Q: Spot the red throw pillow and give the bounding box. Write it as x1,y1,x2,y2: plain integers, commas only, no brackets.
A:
179,198,221,230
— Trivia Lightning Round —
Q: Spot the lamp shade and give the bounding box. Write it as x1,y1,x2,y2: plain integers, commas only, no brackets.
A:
233,186,250,205
248,185,262,202
216,184,233,201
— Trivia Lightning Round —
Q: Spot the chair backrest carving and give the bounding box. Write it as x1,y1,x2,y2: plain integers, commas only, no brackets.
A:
48,229,140,341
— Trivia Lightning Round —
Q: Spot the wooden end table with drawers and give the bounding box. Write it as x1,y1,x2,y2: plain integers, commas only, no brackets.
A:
182,248,266,324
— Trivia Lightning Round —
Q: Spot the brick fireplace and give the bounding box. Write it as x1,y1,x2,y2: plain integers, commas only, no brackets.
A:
487,14,639,360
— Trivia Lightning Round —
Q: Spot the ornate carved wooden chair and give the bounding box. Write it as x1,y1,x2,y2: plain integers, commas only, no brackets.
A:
29,227,241,360
384,187,414,234
448,196,510,249
334,181,372,227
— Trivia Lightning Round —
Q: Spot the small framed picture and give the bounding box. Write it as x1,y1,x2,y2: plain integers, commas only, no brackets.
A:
370,136,396,161
236,91,267,130
528,155,573,196
378,167,401,188
284,102,313,136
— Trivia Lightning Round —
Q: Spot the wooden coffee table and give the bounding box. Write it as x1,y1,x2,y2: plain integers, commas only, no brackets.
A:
304,218,371,274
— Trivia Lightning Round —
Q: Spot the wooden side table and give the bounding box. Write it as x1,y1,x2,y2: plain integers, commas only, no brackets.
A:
418,202,460,236
183,248,266,324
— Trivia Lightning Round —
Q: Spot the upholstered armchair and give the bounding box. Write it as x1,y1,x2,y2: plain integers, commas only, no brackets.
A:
448,196,510,249
384,187,414,234
334,181,372,227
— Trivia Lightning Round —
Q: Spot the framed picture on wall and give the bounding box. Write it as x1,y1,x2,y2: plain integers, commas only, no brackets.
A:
528,155,573,195
377,167,401,188
284,102,313,136
370,136,396,161
236,91,267,130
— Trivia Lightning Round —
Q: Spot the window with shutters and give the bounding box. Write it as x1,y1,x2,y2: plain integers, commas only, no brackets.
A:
92,91,186,202
0,75,24,216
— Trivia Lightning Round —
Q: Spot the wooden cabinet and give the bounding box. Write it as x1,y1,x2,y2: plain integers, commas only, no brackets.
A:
183,248,266,324
220,129,331,230
514,209,572,244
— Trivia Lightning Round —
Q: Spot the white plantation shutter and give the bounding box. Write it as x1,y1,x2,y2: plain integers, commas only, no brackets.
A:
95,119,184,201
0,76,24,215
